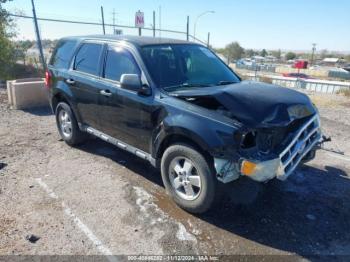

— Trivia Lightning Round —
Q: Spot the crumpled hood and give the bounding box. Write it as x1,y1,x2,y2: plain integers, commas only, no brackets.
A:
171,81,316,128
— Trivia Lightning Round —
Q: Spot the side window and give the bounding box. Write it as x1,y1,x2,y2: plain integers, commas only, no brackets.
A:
104,47,140,82
49,39,77,69
74,43,103,76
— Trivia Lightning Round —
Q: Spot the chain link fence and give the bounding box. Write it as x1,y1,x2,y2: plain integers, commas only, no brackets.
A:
10,13,208,61
7,12,209,79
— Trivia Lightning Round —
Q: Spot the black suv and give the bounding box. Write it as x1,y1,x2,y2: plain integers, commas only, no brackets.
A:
47,35,322,213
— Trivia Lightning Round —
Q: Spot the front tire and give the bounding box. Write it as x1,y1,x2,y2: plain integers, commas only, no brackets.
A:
55,102,87,146
161,144,217,214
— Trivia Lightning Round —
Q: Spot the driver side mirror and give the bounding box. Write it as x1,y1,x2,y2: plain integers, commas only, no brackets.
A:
120,74,151,96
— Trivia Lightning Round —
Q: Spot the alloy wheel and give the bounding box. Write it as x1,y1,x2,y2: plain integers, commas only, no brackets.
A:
58,109,72,138
168,156,202,201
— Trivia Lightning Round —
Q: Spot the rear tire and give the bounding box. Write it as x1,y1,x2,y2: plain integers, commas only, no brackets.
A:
161,144,217,214
55,102,87,146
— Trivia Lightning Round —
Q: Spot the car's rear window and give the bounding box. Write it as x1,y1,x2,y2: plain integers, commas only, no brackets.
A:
49,39,77,69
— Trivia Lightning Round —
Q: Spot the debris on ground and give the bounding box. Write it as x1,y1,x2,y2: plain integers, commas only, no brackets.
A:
0,163,7,170
25,234,40,243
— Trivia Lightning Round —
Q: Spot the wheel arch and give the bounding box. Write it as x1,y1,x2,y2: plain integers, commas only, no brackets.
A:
51,91,82,123
52,92,69,113
154,131,214,171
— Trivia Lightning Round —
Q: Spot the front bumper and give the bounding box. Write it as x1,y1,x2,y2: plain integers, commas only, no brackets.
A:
276,113,321,181
215,114,322,183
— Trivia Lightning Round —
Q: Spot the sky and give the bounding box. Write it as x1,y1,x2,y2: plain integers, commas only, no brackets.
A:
4,0,350,52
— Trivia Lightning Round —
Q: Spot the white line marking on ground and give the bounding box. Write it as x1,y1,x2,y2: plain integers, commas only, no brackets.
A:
326,152,350,162
35,178,118,262
62,203,117,259
35,178,58,199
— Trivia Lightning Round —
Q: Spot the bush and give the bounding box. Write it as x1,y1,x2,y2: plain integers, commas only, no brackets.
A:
285,52,297,60
10,63,44,79
259,76,273,84
1,0,17,80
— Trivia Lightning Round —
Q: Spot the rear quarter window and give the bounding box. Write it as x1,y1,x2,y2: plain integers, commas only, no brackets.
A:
49,39,77,69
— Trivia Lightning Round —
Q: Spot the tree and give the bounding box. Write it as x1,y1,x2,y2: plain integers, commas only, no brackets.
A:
285,52,296,60
260,49,268,57
224,42,244,63
245,49,257,58
346,55,350,63
320,49,329,59
213,47,226,55
298,52,310,59
0,0,16,80
271,49,281,59
15,40,33,65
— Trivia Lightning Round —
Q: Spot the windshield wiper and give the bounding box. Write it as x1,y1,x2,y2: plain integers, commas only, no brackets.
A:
163,83,212,91
217,80,237,85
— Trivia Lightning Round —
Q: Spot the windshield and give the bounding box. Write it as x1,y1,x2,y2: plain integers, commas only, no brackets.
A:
141,44,240,90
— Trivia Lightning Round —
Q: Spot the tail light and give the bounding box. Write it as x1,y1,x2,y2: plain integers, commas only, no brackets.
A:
45,70,52,88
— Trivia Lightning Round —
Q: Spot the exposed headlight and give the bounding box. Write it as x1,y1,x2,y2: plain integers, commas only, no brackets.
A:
234,130,257,149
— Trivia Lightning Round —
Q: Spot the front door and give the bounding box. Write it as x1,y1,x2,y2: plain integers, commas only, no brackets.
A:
97,44,154,153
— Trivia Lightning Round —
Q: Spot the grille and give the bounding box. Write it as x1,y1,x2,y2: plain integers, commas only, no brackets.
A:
278,114,321,180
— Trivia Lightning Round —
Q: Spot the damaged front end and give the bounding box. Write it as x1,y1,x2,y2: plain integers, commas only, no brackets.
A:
171,82,324,183
214,114,322,183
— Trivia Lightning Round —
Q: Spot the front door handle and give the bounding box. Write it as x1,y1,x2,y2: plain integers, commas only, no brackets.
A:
66,78,75,85
100,89,112,97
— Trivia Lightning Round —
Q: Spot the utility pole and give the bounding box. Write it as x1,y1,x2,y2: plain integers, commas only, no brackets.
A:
30,0,46,70
311,43,317,66
186,16,189,41
101,6,105,35
159,6,161,38
153,11,156,37
112,8,116,34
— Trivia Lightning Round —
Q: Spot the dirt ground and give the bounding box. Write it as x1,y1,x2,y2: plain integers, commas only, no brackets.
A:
1,87,350,260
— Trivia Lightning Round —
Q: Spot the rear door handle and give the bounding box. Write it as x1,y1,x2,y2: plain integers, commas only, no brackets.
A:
66,78,75,85
100,89,112,97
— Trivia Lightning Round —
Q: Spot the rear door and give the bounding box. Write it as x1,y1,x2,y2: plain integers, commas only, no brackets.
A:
67,42,104,128
48,38,78,106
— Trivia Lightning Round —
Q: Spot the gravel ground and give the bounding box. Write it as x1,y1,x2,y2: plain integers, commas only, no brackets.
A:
1,87,350,260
